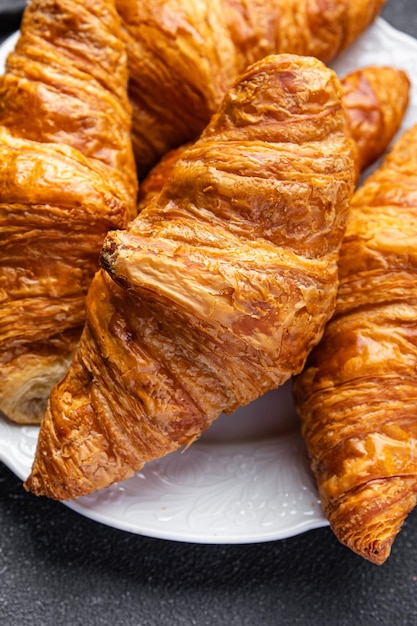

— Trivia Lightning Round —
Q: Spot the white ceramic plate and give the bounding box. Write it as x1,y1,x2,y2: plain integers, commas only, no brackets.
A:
1,17,417,544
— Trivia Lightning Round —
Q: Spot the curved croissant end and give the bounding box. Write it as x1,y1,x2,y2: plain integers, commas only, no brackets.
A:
0,0,137,424
340,65,410,171
294,123,417,564
328,477,417,565
25,54,357,500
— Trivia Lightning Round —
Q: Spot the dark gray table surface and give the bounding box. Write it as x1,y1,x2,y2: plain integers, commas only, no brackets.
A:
1,1,417,625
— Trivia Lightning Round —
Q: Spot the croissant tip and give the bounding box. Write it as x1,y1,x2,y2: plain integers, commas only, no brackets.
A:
23,474,43,498
349,537,393,566
24,471,79,501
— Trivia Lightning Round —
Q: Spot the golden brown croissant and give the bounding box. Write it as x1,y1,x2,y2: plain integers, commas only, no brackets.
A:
25,53,358,500
340,65,410,171
137,65,411,210
0,0,137,424
116,0,386,175
293,122,417,565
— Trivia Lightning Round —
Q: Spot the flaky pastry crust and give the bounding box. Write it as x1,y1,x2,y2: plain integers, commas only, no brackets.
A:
116,0,386,175
293,122,417,565
137,65,410,211
25,54,357,500
0,0,137,424
340,65,410,171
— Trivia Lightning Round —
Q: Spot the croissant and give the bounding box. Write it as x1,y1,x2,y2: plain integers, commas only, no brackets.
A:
24,53,358,500
340,65,410,171
0,0,137,424
293,122,417,565
116,0,386,175
137,65,411,210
